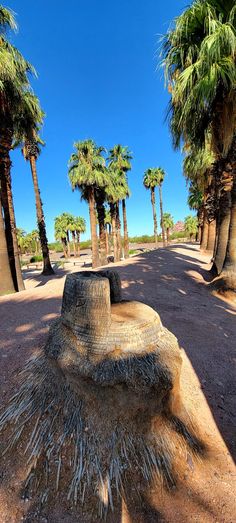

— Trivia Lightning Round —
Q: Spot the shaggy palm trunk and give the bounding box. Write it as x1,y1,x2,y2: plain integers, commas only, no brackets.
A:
122,198,129,258
0,130,25,291
220,171,236,290
0,203,15,295
29,156,54,275
110,202,118,262
115,202,122,261
76,232,80,257
105,226,109,257
206,220,216,253
151,187,158,246
62,237,68,258
96,193,107,266
167,227,170,244
212,172,232,275
159,184,166,247
72,231,76,257
66,231,71,257
88,187,99,268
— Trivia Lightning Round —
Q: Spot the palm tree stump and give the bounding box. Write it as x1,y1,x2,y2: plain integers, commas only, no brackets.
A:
0,270,205,519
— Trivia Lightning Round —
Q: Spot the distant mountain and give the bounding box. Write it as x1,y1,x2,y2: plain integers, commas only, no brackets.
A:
172,221,185,232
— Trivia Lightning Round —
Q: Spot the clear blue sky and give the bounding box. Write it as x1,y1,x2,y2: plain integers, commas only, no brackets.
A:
8,0,192,242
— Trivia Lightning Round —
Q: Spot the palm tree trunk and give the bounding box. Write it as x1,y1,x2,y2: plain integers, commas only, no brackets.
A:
72,231,76,257
151,187,158,246
105,226,109,257
206,219,216,253
96,192,107,266
66,231,71,257
220,170,236,290
212,190,231,274
88,187,99,268
167,227,170,244
0,202,15,295
62,237,68,258
115,202,122,261
76,232,80,257
122,198,129,258
159,184,166,247
29,155,54,275
110,202,118,262
0,132,25,291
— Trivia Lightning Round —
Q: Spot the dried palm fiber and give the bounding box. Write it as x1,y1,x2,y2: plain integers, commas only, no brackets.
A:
0,270,206,517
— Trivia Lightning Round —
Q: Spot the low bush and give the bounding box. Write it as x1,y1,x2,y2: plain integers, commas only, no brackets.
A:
30,255,43,263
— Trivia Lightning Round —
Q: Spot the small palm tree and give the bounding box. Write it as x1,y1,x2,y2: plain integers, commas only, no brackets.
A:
70,216,86,257
184,216,198,242
54,214,68,258
162,213,174,244
68,140,106,268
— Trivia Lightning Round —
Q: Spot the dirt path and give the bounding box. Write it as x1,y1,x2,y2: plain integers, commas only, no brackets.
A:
0,244,235,522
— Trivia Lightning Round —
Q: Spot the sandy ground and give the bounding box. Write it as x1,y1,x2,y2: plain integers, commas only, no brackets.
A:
0,244,235,522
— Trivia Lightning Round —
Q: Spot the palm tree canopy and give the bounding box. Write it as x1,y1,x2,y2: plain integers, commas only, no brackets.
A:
183,142,215,187
184,215,198,235
188,182,204,210
163,0,236,155
143,167,165,189
108,144,132,173
54,214,70,240
73,216,86,234
68,140,107,199
163,212,174,230
105,165,130,203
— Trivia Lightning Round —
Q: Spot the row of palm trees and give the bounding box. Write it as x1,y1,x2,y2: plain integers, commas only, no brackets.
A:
163,0,236,291
68,140,132,268
17,228,39,255
54,213,86,258
0,7,54,295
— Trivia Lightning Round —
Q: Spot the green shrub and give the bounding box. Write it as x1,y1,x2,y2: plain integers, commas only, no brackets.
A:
30,255,43,263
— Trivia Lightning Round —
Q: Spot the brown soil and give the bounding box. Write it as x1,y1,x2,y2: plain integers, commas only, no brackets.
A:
0,244,235,523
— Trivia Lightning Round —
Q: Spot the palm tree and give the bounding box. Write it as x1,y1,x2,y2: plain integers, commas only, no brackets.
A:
73,216,86,257
68,140,106,268
0,201,15,295
163,0,236,290
105,166,129,262
162,213,174,244
108,145,132,258
31,229,40,254
143,167,166,246
104,208,111,256
19,94,54,275
187,182,204,242
184,215,198,242
54,214,68,258
0,7,33,291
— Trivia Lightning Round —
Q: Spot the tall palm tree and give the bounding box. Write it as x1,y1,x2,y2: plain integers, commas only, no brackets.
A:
19,94,54,275
163,0,236,290
0,201,15,295
162,213,174,244
108,145,132,258
105,166,129,262
68,140,106,268
156,168,166,247
0,7,33,291
143,167,166,246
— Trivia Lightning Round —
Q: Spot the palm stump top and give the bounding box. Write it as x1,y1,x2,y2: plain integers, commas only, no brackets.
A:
0,270,205,520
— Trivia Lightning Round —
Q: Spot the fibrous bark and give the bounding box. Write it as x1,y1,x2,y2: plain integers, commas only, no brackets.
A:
0,270,206,518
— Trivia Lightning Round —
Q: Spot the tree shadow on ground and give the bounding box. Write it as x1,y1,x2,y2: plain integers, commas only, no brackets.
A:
111,245,236,462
